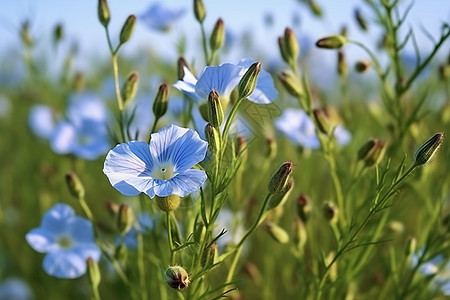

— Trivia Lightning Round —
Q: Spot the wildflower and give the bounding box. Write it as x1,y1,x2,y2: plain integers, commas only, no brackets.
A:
411,249,450,295
25,203,101,279
0,278,33,300
139,2,185,31
103,124,208,198
173,58,277,104
116,213,154,249
28,105,56,139
274,108,351,149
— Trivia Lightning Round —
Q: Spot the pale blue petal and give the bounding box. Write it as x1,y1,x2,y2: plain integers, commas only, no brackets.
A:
67,93,108,126
68,217,96,244
50,121,76,154
0,278,33,300
72,243,101,262
28,105,56,139
275,108,320,149
43,251,86,279
41,203,75,235
149,124,207,172
173,71,201,101
195,64,242,100
140,2,185,31
72,119,110,160
334,125,351,146
103,141,156,196
25,228,58,253
149,169,207,197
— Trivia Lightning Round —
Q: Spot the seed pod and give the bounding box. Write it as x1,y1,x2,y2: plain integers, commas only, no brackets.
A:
165,266,190,290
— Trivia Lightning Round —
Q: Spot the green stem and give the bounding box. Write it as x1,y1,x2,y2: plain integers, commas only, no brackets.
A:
221,97,244,150
91,283,101,300
166,211,175,264
200,23,210,65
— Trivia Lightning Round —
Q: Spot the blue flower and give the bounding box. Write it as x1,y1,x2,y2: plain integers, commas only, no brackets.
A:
411,249,450,295
117,213,154,249
0,278,33,300
139,2,185,31
173,59,278,104
274,108,351,149
28,105,56,139
25,203,101,279
103,124,208,198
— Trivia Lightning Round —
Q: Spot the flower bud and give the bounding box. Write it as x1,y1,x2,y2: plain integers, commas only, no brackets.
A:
278,37,290,64
119,15,136,45
87,257,101,288
20,20,33,47
313,108,333,136
357,139,387,166
354,8,368,31
296,194,311,223
177,57,189,80
165,266,190,290
355,60,372,73
98,0,110,27
337,51,348,77
413,133,444,166
193,0,206,23
278,70,303,97
117,203,134,234
53,23,64,45
307,0,323,17
121,72,139,106
153,83,169,120
267,179,293,210
316,35,347,49
293,217,307,251
106,201,119,217
322,202,338,224
268,162,293,194
114,243,128,262
65,172,85,199
405,236,416,257
238,62,261,99
210,18,225,52
205,123,220,156
155,194,181,211
208,90,224,128
284,27,300,62
264,222,289,244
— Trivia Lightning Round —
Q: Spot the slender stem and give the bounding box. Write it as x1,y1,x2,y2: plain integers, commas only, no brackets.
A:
137,225,148,300
221,97,244,150
91,283,101,300
166,211,175,264
111,54,124,111
200,23,210,65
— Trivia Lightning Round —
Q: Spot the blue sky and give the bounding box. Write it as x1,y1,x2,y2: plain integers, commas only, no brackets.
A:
1,0,449,71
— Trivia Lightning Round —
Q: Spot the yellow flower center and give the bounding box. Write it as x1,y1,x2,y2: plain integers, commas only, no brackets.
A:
57,235,73,249
153,163,175,180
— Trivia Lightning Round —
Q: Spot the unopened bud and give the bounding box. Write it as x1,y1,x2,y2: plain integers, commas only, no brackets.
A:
266,137,277,159
293,217,307,251
238,62,261,99
177,57,189,80
405,236,416,257
65,172,85,199
264,222,289,244
307,0,323,17
155,194,181,211
106,201,119,217
268,162,293,194
357,139,387,166
267,179,293,210
205,123,220,156
296,194,311,223
121,72,139,105
193,0,206,23
165,266,190,290
153,83,169,120
87,257,101,288
316,35,347,49
20,20,33,47
208,90,224,128
117,204,134,234
114,243,128,262
119,15,136,45
322,202,338,223
278,37,290,64
210,18,225,52
98,0,110,27
354,8,368,31
278,70,303,97
355,60,372,73
337,51,348,77
53,23,64,45
413,133,444,166
284,27,300,62
313,108,333,135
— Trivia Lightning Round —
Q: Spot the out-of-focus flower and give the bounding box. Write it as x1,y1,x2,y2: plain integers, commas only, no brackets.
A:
214,209,245,250
25,203,101,279
116,213,154,249
139,2,185,31
173,58,278,104
28,105,56,139
411,250,450,295
0,278,33,300
103,124,208,198
274,108,351,149
0,95,11,119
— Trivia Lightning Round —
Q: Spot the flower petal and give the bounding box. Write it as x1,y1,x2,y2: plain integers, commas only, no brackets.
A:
50,121,76,155
103,141,155,196
72,243,101,262
43,251,87,279
275,108,320,149
149,124,208,172
148,169,207,197
25,228,58,253
28,105,55,139
41,203,75,235
195,64,242,100
68,217,96,244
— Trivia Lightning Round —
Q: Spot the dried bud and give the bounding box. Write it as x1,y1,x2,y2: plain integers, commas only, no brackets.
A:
98,0,110,27
268,162,293,194
65,172,85,199
413,133,444,166
238,62,261,99
153,83,169,120
278,36,290,64
121,72,139,105
205,123,220,157
208,90,224,128
264,222,289,244
165,266,190,290
354,8,368,31
357,139,387,166
337,51,348,77
193,0,206,23
177,57,189,80
87,257,101,288
119,15,136,45
210,18,225,52
155,194,181,211
117,204,134,234
322,202,338,223
284,27,300,62
355,60,372,73
278,70,303,97
316,35,347,49
296,194,311,223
